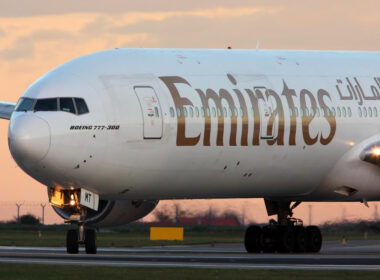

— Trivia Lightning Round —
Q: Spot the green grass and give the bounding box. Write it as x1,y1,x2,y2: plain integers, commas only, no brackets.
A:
0,230,244,247
1,229,380,247
0,264,379,280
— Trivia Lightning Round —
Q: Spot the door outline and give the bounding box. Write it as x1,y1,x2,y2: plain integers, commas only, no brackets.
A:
134,86,163,139
254,86,277,140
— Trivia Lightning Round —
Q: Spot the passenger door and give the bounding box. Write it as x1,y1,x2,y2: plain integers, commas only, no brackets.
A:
134,86,163,139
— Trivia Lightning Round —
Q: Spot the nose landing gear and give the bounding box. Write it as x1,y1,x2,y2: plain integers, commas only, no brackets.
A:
66,209,97,254
244,200,322,254
66,225,97,254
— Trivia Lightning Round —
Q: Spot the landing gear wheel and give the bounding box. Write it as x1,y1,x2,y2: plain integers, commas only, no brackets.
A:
277,226,295,253
66,229,79,254
293,227,307,253
262,226,276,253
306,226,322,253
85,229,97,254
244,225,262,253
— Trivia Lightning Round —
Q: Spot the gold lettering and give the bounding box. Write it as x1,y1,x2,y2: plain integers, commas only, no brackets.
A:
318,89,336,145
159,76,200,146
300,89,318,145
281,81,297,145
266,89,285,146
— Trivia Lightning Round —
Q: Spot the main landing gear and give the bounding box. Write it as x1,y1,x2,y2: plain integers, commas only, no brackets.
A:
66,209,97,254
244,200,322,254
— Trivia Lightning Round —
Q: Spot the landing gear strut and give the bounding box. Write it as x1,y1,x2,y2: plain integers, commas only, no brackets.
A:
66,209,97,254
244,200,322,254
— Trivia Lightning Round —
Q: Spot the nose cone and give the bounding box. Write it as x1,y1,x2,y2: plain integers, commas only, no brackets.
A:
8,114,51,167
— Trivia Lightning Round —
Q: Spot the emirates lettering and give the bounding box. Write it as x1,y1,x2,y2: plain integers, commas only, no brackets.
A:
159,75,336,147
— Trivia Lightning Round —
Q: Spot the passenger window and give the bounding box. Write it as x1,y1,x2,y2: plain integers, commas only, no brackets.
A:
74,98,89,115
342,107,346,117
189,107,194,118
34,98,57,111
195,107,199,117
60,98,76,114
201,107,205,117
176,108,181,117
374,107,378,117
183,107,188,118
348,107,352,117
369,107,373,117
170,107,175,118
16,98,35,112
358,107,362,117
363,107,367,118
337,106,341,118
331,107,336,117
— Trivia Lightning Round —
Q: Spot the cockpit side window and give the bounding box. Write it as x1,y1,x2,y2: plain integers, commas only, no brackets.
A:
34,98,57,111
59,98,76,114
15,98,35,112
74,98,89,115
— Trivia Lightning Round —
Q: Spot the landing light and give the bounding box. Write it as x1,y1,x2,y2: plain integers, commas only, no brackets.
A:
373,147,380,156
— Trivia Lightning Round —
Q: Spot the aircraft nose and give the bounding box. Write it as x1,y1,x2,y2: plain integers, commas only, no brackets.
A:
8,114,51,167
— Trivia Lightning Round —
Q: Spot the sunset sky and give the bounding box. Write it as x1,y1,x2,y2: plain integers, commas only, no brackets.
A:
0,0,380,224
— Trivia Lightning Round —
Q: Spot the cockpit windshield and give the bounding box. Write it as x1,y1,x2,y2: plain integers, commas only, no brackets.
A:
15,97,89,115
15,98,35,112
34,98,58,111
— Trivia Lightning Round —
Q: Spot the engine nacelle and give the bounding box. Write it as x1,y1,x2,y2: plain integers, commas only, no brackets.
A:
52,199,158,227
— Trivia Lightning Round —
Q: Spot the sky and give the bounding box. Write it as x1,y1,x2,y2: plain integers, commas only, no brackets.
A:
0,0,380,224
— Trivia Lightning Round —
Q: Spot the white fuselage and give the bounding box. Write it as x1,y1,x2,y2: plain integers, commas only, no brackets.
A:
7,49,380,203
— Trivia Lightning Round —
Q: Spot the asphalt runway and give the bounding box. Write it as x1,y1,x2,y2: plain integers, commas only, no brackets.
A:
1,240,380,270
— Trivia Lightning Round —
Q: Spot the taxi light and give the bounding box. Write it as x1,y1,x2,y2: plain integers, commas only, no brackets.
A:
70,194,76,206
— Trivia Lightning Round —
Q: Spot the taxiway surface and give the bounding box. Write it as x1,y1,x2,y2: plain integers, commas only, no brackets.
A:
1,240,380,270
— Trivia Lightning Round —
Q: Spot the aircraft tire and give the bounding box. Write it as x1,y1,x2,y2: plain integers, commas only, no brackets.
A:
85,229,97,254
261,226,276,253
293,226,307,253
277,226,295,253
244,225,262,253
306,226,322,253
66,229,79,254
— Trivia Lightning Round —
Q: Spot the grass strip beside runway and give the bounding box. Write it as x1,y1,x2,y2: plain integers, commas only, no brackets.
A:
0,230,243,247
0,264,380,280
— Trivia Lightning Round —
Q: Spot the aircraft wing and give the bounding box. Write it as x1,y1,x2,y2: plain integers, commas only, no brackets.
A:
0,101,16,120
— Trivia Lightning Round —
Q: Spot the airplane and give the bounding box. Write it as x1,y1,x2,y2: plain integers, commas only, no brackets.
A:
1,48,379,254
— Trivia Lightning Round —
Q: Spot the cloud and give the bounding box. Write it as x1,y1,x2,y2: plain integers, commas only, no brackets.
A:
0,0,262,17
0,27,5,37
0,29,71,60
0,37,35,60
81,6,280,34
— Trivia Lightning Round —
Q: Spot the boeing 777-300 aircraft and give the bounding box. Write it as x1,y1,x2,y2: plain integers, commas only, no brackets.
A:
1,48,379,254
